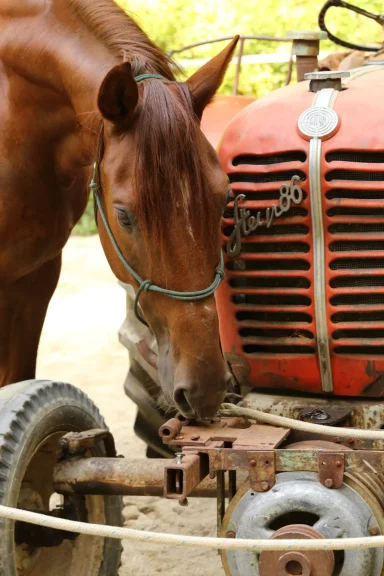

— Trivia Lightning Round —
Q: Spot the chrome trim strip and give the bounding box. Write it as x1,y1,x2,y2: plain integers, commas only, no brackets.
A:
308,88,337,392
309,138,333,392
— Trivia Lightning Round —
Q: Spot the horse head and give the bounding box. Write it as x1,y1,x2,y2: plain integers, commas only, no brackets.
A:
94,37,239,419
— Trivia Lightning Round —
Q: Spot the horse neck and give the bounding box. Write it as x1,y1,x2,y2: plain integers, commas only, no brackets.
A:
0,4,118,154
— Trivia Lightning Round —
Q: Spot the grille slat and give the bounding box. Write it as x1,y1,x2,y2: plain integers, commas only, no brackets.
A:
240,242,310,254
229,190,308,202
233,294,311,306
329,223,384,234
229,170,306,184
330,258,384,270
230,277,310,289
223,223,309,237
326,189,384,200
240,327,314,339
333,329,384,339
227,259,310,272
225,206,308,219
243,344,316,354
332,311,384,323
326,170,384,182
330,241,384,252
233,152,306,166
328,207,384,217
331,293,384,307
236,311,312,323
334,346,384,356
326,151,384,164
330,276,384,289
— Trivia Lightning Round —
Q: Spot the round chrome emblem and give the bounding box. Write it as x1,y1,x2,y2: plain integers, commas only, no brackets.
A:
298,107,340,140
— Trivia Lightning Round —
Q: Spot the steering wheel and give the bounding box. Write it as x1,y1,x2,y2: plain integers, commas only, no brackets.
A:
318,0,384,52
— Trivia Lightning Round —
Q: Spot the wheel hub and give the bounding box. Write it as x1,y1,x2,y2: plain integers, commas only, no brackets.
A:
259,525,334,576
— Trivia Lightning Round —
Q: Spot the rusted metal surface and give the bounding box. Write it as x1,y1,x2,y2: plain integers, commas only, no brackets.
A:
259,525,334,576
248,451,275,492
57,429,116,459
54,457,245,498
318,451,345,489
217,470,226,533
285,31,327,82
162,417,290,449
224,353,251,387
298,406,350,426
159,418,183,441
165,453,209,499
243,392,384,446
228,470,237,502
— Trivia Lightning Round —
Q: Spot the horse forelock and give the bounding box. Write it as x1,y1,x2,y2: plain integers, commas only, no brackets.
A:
132,81,216,262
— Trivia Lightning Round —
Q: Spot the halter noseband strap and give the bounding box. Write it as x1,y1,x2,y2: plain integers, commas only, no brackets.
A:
90,73,225,327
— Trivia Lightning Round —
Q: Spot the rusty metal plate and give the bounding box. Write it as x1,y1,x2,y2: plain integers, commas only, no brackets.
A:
248,451,275,492
164,454,209,499
162,418,290,450
318,452,345,489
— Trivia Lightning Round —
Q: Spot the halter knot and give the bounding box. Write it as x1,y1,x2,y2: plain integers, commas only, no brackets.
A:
216,268,225,281
141,280,153,293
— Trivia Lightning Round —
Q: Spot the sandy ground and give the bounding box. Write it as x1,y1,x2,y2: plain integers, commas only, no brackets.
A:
37,235,224,576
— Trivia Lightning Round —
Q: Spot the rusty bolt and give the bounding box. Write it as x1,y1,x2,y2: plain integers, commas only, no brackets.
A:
335,461,342,467
250,459,256,467
175,435,184,440
191,435,200,441
175,452,184,465
324,478,334,488
369,526,380,536
260,481,270,491
226,531,236,539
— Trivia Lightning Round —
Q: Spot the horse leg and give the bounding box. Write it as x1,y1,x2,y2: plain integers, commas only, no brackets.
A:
0,254,62,387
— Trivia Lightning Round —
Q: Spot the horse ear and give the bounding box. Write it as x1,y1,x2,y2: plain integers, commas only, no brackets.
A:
97,62,139,125
186,36,240,119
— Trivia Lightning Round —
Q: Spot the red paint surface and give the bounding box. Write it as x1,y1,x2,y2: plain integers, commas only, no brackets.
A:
201,95,255,149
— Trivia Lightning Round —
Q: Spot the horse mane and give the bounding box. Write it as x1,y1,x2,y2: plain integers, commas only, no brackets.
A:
68,0,177,79
69,0,213,259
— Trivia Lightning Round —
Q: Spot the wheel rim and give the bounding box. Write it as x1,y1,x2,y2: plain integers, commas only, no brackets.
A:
221,472,384,576
14,431,106,576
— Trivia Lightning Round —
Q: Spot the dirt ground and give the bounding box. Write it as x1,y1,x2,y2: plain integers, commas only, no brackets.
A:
37,235,224,576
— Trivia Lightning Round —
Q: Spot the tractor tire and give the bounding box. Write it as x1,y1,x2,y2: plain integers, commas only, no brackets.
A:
0,379,122,576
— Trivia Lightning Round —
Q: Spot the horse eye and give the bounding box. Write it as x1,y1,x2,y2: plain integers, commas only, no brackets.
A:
115,208,132,229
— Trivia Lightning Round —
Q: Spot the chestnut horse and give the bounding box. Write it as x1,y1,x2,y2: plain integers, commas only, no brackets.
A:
0,0,239,418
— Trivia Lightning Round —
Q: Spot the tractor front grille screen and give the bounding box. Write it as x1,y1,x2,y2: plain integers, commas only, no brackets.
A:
233,152,307,166
223,151,314,355
326,150,384,356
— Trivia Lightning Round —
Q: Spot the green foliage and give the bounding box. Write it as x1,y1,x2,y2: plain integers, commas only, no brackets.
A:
74,0,383,234
73,194,97,235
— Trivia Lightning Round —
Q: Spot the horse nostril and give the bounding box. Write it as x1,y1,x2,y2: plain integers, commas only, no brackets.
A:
174,387,193,416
